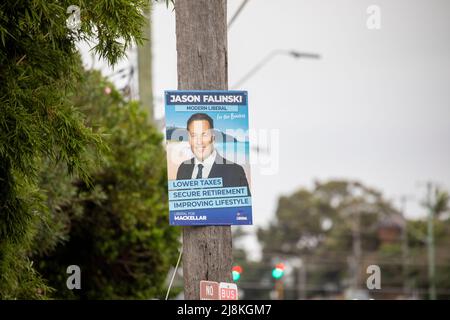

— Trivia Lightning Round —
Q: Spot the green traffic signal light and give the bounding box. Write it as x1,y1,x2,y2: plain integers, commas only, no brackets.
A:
272,263,285,279
232,265,243,282
272,267,284,279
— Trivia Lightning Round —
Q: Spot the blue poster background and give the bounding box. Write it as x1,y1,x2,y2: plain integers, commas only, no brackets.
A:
165,90,253,226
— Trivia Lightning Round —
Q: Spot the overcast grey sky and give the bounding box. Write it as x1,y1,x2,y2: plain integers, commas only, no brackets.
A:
81,0,450,257
151,0,450,221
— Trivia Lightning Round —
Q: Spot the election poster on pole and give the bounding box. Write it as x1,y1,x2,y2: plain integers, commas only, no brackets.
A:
164,90,252,225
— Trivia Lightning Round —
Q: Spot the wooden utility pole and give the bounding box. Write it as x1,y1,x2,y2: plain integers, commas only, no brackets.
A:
175,0,232,300
137,4,153,123
426,182,436,300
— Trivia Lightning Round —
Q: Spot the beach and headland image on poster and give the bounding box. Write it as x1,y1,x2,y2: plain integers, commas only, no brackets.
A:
164,90,253,225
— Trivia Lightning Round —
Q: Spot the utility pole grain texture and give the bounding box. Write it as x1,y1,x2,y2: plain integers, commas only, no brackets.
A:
175,0,232,300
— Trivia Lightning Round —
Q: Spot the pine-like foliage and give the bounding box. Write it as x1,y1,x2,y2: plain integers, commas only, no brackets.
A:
35,70,180,299
0,0,147,298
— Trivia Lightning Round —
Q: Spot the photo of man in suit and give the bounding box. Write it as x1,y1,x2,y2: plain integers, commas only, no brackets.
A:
176,113,250,192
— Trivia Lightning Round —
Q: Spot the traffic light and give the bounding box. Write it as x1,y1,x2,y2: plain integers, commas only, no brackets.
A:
272,263,285,280
232,265,243,281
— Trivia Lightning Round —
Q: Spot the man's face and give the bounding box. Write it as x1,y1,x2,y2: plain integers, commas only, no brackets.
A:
188,120,215,161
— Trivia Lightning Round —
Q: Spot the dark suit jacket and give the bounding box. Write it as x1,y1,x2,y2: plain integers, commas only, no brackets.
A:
176,153,251,194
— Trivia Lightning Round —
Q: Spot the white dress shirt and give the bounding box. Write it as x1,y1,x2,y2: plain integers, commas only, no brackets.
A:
192,149,217,179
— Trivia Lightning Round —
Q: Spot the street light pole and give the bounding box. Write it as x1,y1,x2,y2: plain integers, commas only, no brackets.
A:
230,50,320,89
228,0,251,29
351,207,362,291
400,195,411,298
